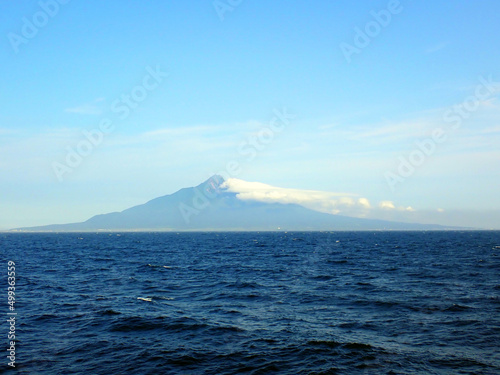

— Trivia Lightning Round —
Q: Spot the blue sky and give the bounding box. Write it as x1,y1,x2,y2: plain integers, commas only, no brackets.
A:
1,0,499,229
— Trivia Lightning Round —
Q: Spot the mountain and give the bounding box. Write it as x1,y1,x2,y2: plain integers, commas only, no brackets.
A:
16,175,455,231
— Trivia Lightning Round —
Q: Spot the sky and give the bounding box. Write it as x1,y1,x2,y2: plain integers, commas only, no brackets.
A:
1,0,499,229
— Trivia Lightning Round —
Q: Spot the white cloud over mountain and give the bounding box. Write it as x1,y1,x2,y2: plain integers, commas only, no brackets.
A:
221,178,409,218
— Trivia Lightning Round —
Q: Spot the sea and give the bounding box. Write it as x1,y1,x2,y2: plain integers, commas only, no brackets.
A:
1,231,499,374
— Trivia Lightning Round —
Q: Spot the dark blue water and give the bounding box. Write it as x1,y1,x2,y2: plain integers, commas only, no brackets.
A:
1,231,499,374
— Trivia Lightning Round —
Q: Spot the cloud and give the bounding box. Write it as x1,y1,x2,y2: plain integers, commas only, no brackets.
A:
358,197,371,209
221,178,370,216
65,98,105,115
379,201,396,210
425,42,449,54
318,123,338,130
142,125,228,139
0,128,19,136
379,201,415,212
220,178,423,221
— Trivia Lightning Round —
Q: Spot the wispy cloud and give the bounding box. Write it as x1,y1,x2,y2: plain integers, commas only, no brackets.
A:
317,123,338,131
65,98,105,115
349,120,432,143
480,125,500,134
142,125,229,139
425,41,449,54
0,128,19,136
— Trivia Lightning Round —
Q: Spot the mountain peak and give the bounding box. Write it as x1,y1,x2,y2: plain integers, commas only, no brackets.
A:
196,174,226,194
207,174,225,185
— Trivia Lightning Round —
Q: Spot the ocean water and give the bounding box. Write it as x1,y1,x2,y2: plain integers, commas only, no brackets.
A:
1,231,499,374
